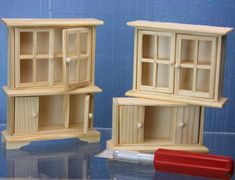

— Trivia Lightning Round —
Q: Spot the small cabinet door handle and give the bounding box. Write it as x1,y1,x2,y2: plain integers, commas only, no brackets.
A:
66,57,71,63
137,122,144,128
175,64,181,69
32,112,38,118
88,113,93,119
179,122,185,127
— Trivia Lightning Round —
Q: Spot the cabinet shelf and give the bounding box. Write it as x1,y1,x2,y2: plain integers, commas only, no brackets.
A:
38,124,84,132
19,55,34,59
38,125,66,132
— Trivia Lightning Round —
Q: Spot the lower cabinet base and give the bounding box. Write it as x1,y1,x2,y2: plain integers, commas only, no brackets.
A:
1,129,100,150
106,140,209,153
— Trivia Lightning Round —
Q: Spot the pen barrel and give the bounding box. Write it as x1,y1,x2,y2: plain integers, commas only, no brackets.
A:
154,148,234,179
114,150,154,164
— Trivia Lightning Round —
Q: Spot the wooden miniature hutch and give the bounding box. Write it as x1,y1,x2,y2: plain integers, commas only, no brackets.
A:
1,18,103,149
107,21,233,153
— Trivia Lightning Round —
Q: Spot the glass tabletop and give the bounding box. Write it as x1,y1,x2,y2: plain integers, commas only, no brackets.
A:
0,126,234,179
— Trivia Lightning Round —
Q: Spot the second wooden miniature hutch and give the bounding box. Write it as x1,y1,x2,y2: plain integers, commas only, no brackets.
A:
107,21,233,153
2,18,103,149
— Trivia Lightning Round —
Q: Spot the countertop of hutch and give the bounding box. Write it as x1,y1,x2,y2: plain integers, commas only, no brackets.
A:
1,18,104,27
127,20,233,35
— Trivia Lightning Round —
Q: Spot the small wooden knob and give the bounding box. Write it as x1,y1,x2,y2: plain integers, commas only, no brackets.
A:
32,112,38,118
137,122,144,128
175,64,181,68
66,57,71,63
179,122,185,127
89,113,93,119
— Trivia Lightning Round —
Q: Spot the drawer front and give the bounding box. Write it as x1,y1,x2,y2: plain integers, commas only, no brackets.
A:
119,105,145,144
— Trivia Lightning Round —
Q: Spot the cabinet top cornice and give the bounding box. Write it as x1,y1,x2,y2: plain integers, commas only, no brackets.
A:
127,20,233,35
2,18,104,27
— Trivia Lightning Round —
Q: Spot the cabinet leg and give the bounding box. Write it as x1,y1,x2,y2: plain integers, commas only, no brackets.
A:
5,141,30,150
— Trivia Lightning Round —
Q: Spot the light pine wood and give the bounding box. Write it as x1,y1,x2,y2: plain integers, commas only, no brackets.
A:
5,141,30,150
7,97,15,135
2,128,100,149
108,21,232,154
2,18,104,27
63,94,70,128
198,107,205,145
8,20,100,90
49,29,54,87
14,28,21,88
110,97,204,152
132,29,138,89
83,95,90,134
91,27,96,85
119,105,145,144
2,18,103,149
127,21,233,35
214,36,223,101
126,89,227,108
144,106,173,141
112,98,119,146
138,31,175,93
116,97,185,106
69,94,85,127
38,96,64,130
174,106,200,144
218,37,227,99
106,140,209,153
14,97,39,135
2,128,100,142
63,27,92,89
8,27,15,89
89,94,94,129
175,34,217,99
3,85,102,97
128,20,232,107
15,28,53,88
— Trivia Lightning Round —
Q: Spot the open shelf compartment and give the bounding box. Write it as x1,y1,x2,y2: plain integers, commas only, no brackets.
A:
38,95,64,131
109,97,206,153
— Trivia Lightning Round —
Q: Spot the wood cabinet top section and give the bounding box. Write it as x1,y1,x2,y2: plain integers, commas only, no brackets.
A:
2,18,104,27
127,21,233,35
114,97,187,106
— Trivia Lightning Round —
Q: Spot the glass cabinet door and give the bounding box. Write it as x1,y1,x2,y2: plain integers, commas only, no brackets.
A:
15,29,52,88
63,28,91,89
138,31,175,93
175,34,217,98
